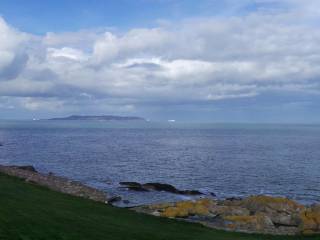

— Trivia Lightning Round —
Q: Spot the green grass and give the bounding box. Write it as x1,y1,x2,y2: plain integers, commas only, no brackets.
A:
0,173,318,240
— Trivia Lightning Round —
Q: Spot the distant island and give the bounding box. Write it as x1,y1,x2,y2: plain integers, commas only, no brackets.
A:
48,115,146,121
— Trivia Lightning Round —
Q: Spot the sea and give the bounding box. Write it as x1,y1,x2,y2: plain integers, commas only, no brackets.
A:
0,120,319,206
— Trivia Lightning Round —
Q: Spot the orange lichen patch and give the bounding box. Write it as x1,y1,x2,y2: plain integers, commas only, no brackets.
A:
196,198,215,208
193,203,210,215
160,199,214,218
176,201,195,210
300,213,317,230
305,209,320,224
299,207,320,234
148,202,174,210
223,213,274,231
160,206,189,218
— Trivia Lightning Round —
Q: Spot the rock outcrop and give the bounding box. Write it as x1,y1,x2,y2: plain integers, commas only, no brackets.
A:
241,195,304,227
120,181,204,195
132,196,319,236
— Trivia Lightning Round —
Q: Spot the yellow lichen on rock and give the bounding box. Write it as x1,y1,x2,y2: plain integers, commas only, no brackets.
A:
161,206,189,218
223,213,274,232
176,200,195,210
196,198,214,208
299,205,320,235
138,196,319,235
193,203,210,215
159,199,214,218
148,202,174,210
306,207,320,224
300,212,317,233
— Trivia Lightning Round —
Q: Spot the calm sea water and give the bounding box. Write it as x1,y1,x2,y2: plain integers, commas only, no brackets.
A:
0,120,319,206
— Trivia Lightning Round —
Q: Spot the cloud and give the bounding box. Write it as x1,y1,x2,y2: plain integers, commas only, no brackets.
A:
21,97,65,111
0,18,29,80
0,1,320,119
47,47,88,61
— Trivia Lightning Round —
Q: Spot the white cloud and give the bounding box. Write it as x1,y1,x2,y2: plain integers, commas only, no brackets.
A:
0,18,29,79
47,47,88,61
0,0,320,116
21,97,64,111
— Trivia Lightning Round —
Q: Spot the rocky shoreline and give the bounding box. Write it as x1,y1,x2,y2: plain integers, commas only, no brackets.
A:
0,164,319,236
0,164,110,203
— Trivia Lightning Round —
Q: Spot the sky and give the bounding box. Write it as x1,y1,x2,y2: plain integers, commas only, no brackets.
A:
0,0,320,122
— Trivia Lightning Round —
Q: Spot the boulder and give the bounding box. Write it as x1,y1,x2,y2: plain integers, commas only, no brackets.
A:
240,195,304,226
179,190,204,195
134,199,215,218
209,205,250,217
119,182,141,187
161,206,190,218
223,214,275,234
119,182,149,192
222,213,299,235
219,197,243,207
209,192,216,197
160,199,216,218
120,181,203,195
107,196,122,205
299,204,320,235
143,183,179,193
241,195,304,213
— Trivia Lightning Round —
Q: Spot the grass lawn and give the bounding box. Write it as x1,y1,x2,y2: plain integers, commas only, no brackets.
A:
0,173,318,240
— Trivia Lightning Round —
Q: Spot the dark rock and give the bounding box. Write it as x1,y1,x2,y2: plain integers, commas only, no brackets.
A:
119,182,149,192
120,182,142,188
226,197,242,201
16,165,37,173
127,186,150,192
179,190,204,195
107,196,122,204
123,200,130,204
143,183,179,193
210,192,216,197
0,142,3,146
120,181,203,195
